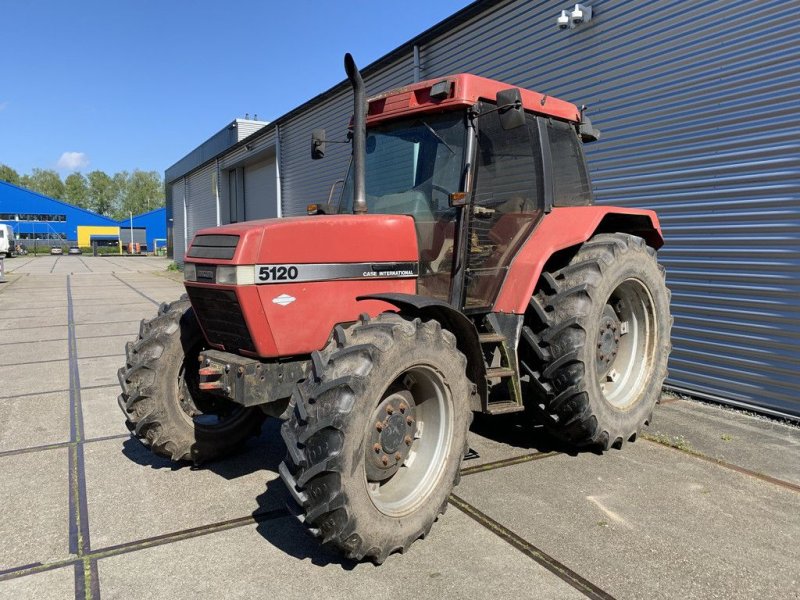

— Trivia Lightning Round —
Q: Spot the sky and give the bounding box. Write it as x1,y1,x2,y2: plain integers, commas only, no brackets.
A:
0,0,472,177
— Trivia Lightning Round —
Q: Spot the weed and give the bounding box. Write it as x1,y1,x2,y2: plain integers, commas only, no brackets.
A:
166,261,180,271
720,433,733,442
642,432,696,454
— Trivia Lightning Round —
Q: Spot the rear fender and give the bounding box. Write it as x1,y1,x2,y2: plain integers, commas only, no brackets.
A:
358,293,485,411
493,206,663,314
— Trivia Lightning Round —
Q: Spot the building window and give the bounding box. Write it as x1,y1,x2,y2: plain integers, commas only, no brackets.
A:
0,213,67,222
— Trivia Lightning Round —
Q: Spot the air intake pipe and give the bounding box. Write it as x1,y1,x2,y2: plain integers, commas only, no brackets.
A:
344,53,367,214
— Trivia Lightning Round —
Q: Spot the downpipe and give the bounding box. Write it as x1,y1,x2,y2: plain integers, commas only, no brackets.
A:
344,53,368,214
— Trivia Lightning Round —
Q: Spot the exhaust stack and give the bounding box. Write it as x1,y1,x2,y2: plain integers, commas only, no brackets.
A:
344,53,367,215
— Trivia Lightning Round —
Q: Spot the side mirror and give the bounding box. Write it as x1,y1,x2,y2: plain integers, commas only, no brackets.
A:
306,202,337,215
579,114,601,142
311,129,326,159
496,88,525,130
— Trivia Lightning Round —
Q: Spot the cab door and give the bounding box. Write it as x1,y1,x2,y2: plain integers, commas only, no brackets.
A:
462,106,546,310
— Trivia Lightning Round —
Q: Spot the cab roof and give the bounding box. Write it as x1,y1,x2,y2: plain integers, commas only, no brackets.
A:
367,73,580,125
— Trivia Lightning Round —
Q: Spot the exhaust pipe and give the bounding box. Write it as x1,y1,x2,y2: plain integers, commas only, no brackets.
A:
344,53,367,214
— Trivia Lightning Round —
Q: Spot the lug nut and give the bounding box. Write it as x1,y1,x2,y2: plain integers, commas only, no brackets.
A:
395,452,403,461
399,403,407,413
406,416,414,425
404,435,412,446
376,421,384,432
381,455,389,466
373,443,381,454
386,405,394,415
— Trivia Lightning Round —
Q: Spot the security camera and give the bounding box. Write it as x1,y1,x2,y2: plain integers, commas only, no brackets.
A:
556,10,572,29
570,4,593,26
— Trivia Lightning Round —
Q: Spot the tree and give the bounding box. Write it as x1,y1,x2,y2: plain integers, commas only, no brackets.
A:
22,168,65,199
118,170,164,218
64,172,90,208
0,164,20,186
87,170,115,216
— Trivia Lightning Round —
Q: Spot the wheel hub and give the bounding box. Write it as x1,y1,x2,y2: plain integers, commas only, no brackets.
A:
596,306,621,374
365,390,417,482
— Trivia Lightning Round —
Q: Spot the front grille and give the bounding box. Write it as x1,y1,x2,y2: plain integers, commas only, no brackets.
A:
186,286,255,353
187,234,240,260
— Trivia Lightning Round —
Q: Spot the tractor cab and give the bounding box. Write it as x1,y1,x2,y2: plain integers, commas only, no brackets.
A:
327,73,596,310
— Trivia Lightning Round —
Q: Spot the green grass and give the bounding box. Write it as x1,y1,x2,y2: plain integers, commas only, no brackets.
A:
642,432,696,454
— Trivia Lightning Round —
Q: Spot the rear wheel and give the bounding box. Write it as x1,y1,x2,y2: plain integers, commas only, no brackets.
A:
280,313,472,563
117,296,265,462
520,233,672,449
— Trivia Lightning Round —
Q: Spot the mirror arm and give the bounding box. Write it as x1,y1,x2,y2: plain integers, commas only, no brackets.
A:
469,100,522,119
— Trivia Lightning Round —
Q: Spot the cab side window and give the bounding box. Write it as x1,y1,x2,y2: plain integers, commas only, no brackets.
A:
547,119,592,206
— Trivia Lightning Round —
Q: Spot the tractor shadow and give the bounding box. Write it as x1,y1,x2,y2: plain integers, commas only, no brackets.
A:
468,413,603,456
253,480,360,569
120,420,359,567
120,418,283,480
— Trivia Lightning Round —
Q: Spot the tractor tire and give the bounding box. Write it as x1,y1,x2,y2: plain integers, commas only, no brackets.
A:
520,233,672,449
280,313,472,563
117,295,265,462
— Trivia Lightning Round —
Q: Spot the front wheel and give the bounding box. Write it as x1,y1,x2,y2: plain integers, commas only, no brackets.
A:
520,233,672,449
117,296,265,462
280,313,472,563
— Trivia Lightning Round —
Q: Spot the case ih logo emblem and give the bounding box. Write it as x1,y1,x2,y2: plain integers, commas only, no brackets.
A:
272,294,296,306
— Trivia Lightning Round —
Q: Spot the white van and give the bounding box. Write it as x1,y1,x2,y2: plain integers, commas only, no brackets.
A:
0,224,16,257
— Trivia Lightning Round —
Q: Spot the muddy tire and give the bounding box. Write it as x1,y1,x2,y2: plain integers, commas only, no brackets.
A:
520,233,672,449
117,296,265,462
280,313,473,563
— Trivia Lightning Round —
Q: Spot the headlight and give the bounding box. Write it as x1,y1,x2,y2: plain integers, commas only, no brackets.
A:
184,264,255,285
216,266,237,284
184,263,197,281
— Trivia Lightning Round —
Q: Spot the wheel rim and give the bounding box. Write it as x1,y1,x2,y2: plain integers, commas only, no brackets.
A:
176,340,248,432
595,278,657,409
364,366,453,517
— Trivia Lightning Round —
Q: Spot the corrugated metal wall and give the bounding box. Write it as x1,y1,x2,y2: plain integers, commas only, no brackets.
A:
186,163,218,240
170,180,186,263
171,0,799,418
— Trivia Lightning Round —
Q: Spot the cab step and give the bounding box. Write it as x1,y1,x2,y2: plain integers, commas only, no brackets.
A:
485,367,516,379
485,401,526,415
478,332,506,344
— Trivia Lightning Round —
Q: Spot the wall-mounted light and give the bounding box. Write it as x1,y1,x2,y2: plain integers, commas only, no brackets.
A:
557,4,593,30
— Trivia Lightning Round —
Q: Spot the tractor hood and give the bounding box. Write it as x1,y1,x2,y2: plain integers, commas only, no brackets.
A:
182,214,420,358
186,214,419,267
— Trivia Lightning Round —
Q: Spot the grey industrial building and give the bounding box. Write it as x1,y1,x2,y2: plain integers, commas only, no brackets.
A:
165,0,800,419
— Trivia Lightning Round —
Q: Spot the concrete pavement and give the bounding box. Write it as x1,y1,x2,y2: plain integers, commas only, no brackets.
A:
0,256,798,599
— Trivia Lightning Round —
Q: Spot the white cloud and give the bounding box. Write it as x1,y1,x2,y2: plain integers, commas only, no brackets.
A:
56,151,90,171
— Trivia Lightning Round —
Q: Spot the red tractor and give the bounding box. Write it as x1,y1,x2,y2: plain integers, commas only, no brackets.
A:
119,55,671,563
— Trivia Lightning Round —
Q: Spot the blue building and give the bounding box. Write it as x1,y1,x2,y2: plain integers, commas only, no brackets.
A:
0,180,117,244
117,207,167,252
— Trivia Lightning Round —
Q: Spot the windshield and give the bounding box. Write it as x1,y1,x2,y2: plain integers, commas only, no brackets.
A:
339,112,466,216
